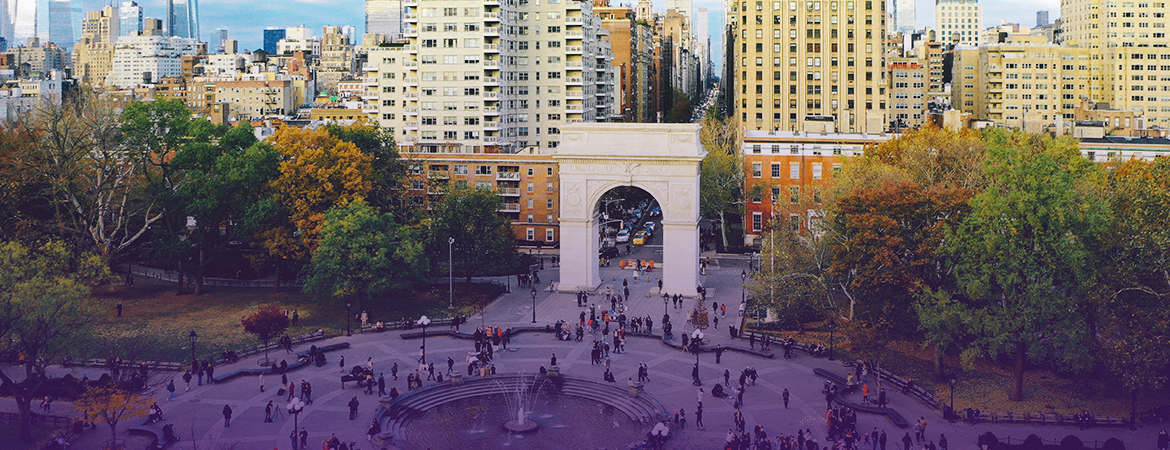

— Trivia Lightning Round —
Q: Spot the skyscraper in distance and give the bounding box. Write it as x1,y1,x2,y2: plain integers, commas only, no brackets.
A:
168,0,198,40
262,27,284,54
1036,10,1049,27
893,0,915,35
213,27,227,53
36,0,82,49
935,0,981,45
120,1,143,38
365,0,402,41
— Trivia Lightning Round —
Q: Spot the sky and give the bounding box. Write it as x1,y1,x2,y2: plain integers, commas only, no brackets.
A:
105,0,1061,72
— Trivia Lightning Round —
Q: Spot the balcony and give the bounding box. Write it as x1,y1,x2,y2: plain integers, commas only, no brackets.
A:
484,12,499,20
484,27,500,36
405,0,417,3
484,60,500,69
483,91,499,99
496,172,521,181
498,203,521,213
566,16,584,24
565,31,583,38
483,107,499,114
483,77,499,85
484,121,500,129
566,46,584,54
405,121,419,129
566,77,583,85
405,92,418,99
404,61,418,68
499,187,521,196
484,136,500,143
428,171,449,179
565,105,584,113
484,44,499,52
565,61,583,68
362,106,378,114
404,77,418,85
566,90,584,99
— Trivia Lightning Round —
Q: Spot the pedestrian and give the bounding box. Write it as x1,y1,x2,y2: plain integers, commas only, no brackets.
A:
918,417,928,442
290,430,298,450
692,363,700,384
880,430,888,450
204,361,214,384
447,357,455,375
182,370,192,392
723,368,730,386
378,373,386,396
782,388,790,409
902,433,913,450
348,396,360,420
714,315,719,330
715,344,724,364
878,387,887,408
871,428,880,450
265,401,274,422
392,362,398,380
222,404,232,427
166,380,176,401
367,357,374,371
418,345,425,363
697,387,704,406
863,383,869,403
300,428,308,449
1160,430,1170,450
116,302,122,317
695,405,705,429
259,373,265,392
340,355,346,372
749,333,756,349
940,434,948,450
913,420,924,443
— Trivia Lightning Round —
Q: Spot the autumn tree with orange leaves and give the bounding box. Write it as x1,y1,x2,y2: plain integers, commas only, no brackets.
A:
254,127,373,289
72,386,153,446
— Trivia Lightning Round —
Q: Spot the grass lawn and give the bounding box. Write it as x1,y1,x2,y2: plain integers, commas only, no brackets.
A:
745,322,1168,419
85,277,504,363
1,422,64,450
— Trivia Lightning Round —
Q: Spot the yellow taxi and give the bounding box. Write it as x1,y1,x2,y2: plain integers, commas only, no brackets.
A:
632,230,648,245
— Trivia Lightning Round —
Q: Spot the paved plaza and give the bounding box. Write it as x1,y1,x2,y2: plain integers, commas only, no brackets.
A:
2,255,1163,450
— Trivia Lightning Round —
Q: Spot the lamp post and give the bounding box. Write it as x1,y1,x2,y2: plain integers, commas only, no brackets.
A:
287,398,305,449
828,319,836,361
530,286,538,323
690,328,704,385
948,375,958,422
448,237,455,309
345,301,352,336
417,315,431,364
741,269,747,305
188,330,198,365
663,292,669,315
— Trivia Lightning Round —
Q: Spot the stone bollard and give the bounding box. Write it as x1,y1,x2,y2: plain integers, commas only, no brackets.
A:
450,373,464,385
629,381,645,397
548,365,560,377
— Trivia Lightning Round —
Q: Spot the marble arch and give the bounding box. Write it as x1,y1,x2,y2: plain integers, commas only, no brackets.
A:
553,123,706,295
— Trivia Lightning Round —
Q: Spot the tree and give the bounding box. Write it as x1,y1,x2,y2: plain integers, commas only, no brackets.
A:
699,115,744,249
429,186,518,282
258,127,373,288
321,121,406,217
22,89,161,266
304,200,428,311
0,241,110,441
241,304,291,365
946,130,1111,401
747,215,834,333
72,386,152,446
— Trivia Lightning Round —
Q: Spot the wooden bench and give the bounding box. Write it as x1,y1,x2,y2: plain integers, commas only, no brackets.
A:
126,424,176,448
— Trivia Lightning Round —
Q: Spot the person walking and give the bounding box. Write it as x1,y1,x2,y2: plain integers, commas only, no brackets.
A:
222,404,232,427
695,405,705,430
378,373,386,396
299,428,308,449
259,373,265,393
340,355,346,373
264,401,274,422
392,362,399,380
715,344,724,364
290,430,298,450
166,380,176,401
782,388,790,409
902,433,913,450
182,370,192,392
880,430,888,450
1159,430,1169,450
204,361,214,384
348,396,360,420
913,420,924,443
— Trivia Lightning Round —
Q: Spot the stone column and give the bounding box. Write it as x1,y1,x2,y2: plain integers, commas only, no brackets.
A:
557,217,600,291
661,219,699,296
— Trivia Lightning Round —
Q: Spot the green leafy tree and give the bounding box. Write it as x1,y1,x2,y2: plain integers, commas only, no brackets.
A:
322,121,408,217
748,214,835,333
699,115,744,249
946,130,1111,401
0,241,111,441
304,200,428,311
430,186,518,282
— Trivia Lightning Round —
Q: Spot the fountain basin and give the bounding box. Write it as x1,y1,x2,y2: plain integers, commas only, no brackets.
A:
502,419,540,433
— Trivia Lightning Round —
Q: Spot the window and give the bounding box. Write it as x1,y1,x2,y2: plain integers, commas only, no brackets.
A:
475,165,492,175
752,213,763,232
752,162,763,177
789,186,800,203
771,163,782,177
526,228,535,241
789,162,800,179
546,198,554,209
545,229,555,242
546,214,555,224
813,163,823,180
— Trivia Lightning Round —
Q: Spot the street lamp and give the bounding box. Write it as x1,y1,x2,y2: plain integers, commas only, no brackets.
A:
188,330,198,365
828,319,836,361
448,237,455,309
287,397,305,449
346,301,352,336
662,292,669,315
948,375,958,422
530,286,538,324
417,315,431,364
741,269,747,305
690,328,704,385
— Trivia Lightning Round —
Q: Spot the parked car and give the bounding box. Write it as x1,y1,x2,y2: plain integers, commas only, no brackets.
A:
616,229,631,243
599,246,620,259
632,230,648,245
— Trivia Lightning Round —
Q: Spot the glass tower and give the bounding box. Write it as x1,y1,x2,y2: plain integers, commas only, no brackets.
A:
168,0,198,39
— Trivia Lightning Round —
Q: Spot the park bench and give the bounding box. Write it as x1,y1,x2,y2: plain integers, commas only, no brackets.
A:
127,424,177,448
814,368,908,428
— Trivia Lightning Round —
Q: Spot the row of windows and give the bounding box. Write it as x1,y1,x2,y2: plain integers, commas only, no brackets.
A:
750,161,839,179
749,144,853,155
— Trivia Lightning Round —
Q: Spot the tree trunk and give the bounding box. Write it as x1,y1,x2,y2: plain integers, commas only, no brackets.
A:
1131,390,1137,428
15,396,32,441
272,263,281,293
719,211,729,249
176,260,185,295
934,345,945,381
193,248,206,295
109,421,119,447
1010,340,1025,401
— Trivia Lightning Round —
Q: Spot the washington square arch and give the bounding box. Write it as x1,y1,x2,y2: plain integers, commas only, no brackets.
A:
553,123,706,295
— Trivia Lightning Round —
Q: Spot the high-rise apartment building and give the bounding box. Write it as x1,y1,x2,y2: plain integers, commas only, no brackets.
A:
667,0,695,29
935,0,980,45
1036,10,1049,27
120,2,142,38
74,6,118,86
596,2,656,122
366,0,403,41
105,34,199,87
366,0,616,153
213,28,227,53
729,0,889,133
893,0,915,34
168,0,198,40
262,27,284,54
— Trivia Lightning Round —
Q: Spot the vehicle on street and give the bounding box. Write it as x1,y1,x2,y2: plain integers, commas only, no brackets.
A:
632,230,648,245
649,207,661,217
599,246,620,259
643,221,656,232
616,229,631,243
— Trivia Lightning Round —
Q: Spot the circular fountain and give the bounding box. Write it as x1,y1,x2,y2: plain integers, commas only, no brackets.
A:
380,373,668,449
